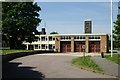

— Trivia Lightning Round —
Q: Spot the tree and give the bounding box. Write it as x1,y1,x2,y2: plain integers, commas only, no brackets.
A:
2,0,34,2
2,2,41,49
50,31,58,34
113,14,120,50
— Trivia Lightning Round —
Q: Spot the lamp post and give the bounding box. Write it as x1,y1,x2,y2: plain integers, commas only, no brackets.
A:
111,0,113,57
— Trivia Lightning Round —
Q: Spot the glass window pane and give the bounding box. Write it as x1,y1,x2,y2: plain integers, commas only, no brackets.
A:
35,45,38,49
80,36,82,39
69,36,71,39
83,36,85,39
49,36,52,41
41,44,45,49
49,44,52,49
98,36,100,39
77,36,79,39
74,36,76,39
95,36,97,39
92,36,94,39
66,36,68,39
41,37,45,41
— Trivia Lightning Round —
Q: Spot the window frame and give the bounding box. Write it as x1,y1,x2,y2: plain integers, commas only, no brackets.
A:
41,36,45,41
41,44,45,49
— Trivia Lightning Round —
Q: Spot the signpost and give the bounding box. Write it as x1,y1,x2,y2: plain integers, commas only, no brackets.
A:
82,45,86,58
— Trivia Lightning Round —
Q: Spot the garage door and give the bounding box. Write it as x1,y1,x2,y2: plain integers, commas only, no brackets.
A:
60,41,71,53
89,41,100,52
74,41,85,52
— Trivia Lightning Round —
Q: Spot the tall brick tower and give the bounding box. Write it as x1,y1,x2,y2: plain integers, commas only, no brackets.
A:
84,19,92,34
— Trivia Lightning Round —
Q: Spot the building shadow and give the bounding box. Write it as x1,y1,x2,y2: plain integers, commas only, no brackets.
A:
2,61,45,80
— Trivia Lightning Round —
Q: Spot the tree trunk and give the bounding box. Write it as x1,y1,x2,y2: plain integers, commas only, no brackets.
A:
9,36,24,49
9,37,16,49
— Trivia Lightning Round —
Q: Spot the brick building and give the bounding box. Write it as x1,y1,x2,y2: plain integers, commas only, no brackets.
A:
23,20,108,53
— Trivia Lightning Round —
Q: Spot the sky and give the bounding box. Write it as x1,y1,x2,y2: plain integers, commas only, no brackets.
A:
35,2,119,34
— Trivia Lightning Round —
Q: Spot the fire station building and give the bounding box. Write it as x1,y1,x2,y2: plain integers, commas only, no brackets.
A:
23,19,108,53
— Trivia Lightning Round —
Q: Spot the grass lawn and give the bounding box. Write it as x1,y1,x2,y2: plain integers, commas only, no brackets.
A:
104,54,120,65
0,49,33,55
72,56,103,72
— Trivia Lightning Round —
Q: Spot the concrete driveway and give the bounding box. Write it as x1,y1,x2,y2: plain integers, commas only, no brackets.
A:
3,53,115,78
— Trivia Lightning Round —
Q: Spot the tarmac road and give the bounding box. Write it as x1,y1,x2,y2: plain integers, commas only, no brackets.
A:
2,53,115,78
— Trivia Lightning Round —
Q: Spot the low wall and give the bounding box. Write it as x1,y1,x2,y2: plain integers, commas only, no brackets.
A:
2,50,54,63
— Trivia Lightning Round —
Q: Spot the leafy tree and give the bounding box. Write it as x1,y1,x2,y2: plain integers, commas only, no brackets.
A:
50,31,58,34
2,0,34,2
2,2,41,49
113,14,120,50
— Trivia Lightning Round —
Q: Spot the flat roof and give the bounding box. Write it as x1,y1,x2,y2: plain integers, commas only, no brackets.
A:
84,19,92,21
36,33,107,36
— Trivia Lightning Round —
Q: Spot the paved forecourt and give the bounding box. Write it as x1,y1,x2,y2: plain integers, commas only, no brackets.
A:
3,53,115,78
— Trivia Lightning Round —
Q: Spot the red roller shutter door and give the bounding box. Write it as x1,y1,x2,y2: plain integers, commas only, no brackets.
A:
89,41,100,52
61,42,71,53
74,41,85,52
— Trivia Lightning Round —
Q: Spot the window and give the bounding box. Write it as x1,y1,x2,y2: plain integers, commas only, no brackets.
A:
77,36,79,39
96,36,100,39
49,36,52,41
41,37,45,41
49,36,55,41
66,36,69,39
68,36,71,39
83,36,85,39
65,36,71,39
89,36,100,39
92,36,94,39
95,36,98,39
89,36,92,39
61,36,71,40
35,45,38,49
49,44,52,49
41,44,45,49
74,36,85,40
61,36,65,39
74,36,76,39
80,36,82,39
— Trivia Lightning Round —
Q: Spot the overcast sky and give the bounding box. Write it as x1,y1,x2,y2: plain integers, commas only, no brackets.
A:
35,2,118,34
